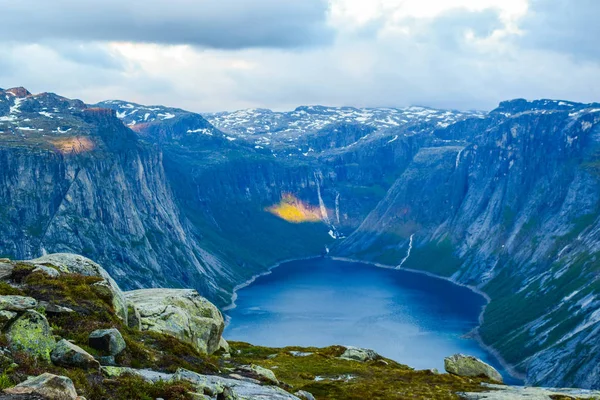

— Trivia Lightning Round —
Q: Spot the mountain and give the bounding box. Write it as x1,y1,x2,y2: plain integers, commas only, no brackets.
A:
3,87,600,389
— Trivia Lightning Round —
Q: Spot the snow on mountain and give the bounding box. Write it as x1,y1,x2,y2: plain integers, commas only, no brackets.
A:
204,105,485,139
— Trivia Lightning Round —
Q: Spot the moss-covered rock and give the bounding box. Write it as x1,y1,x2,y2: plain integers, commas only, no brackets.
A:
125,289,224,354
6,310,56,362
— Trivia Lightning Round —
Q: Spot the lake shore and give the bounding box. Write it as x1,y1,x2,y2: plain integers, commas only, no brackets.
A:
224,254,525,383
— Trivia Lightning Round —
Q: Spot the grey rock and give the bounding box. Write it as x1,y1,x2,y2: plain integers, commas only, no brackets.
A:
0,296,37,312
294,391,316,400
4,373,78,400
172,368,300,400
238,365,279,384
88,328,126,356
39,301,74,314
51,339,100,370
125,289,224,354
6,310,56,362
100,366,172,383
339,347,380,362
289,351,313,357
444,354,503,383
460,383,600,399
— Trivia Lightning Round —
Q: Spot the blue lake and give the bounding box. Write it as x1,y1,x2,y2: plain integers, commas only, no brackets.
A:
225,258,514,382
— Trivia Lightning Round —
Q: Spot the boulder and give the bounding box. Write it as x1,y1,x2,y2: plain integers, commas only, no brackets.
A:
51,339,100,370
126,301,141,330
339,347,380,362
0,296,37,312
88,328,126,356
0,310,17,330
30,254,127,323
444,354,503,383
6,310,56,362
124,289,224,354
4,373,78,400
294,390,316,400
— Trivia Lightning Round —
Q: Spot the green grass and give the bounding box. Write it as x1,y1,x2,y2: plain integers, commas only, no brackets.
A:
228,342,492,400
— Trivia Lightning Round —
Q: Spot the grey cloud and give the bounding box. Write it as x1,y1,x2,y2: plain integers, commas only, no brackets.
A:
49,42,126,70
0,0,333,49
519,0,600,61
424,8,504,49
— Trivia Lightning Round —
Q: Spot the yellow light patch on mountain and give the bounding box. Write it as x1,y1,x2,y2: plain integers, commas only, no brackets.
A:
267,194,323,223
53,137,95,154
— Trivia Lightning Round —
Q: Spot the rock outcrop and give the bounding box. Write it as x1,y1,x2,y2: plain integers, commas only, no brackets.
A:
444,354,503,383
124,289,224,354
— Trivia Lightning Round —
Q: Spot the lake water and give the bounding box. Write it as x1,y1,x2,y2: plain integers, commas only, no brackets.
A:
225,258,513,382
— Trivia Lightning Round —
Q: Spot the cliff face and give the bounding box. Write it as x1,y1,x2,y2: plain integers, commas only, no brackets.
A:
0,90,235,304
337,100,600,388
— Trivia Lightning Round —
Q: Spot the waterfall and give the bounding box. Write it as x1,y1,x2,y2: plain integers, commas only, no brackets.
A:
314,171,330,224
397,234,414,269
335,193,341,225
455,147,464,168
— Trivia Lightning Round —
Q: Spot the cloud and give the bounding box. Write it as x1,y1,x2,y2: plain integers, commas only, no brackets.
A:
518,0,600,61
1,0,599,113
0,0,333,49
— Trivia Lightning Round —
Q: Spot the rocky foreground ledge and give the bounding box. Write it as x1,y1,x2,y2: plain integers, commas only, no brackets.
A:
0,254,599,399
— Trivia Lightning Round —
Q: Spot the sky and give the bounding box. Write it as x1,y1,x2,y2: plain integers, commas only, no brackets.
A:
0,0,598,112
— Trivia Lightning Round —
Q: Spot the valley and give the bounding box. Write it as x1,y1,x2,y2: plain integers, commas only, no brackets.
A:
1,87,600,390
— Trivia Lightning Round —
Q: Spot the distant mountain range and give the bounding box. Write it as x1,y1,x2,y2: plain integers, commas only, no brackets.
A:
3,86,600,389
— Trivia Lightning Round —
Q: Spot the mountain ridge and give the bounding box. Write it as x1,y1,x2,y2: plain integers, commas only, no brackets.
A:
3,87,600,389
